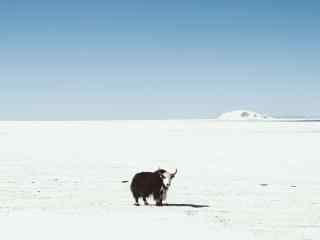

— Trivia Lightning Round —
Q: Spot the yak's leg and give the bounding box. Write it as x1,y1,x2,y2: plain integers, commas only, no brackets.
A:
156,200,163,206
142,197,149,205
161,189,167,203
132,192,140,206
134,199,140,206
153,191,163,206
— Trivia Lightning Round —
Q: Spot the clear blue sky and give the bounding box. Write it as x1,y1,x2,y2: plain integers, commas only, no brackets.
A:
1,0,319,119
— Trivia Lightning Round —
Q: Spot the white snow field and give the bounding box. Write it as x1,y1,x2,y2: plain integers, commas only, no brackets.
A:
0,120,320,240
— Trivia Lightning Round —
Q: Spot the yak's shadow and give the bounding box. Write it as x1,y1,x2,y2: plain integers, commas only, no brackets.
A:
163,203,209,208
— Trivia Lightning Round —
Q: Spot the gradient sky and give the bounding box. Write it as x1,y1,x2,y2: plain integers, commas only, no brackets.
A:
1,0,319,119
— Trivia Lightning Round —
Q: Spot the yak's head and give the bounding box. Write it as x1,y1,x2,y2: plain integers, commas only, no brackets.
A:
155,168,177,189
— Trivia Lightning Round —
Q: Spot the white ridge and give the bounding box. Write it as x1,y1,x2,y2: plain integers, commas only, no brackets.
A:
218,110,273,120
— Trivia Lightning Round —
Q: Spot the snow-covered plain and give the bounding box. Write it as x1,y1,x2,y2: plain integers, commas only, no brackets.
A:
0,120,320,239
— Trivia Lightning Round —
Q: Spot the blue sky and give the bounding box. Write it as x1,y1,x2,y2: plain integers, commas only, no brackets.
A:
1,0,319,119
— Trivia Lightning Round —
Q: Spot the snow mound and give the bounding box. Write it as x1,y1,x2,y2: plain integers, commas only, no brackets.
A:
218,110,272,121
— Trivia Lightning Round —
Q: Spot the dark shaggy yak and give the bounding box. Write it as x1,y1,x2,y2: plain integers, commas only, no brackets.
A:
130,168,177,206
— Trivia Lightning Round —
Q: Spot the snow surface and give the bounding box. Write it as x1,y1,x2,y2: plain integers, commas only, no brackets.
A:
218,110,273,120
0,120,320,240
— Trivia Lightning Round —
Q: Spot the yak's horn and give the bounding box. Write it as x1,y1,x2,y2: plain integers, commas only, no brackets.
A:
172,168,178,176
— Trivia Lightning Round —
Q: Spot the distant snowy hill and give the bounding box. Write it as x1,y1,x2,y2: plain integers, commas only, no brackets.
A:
217,110,273,120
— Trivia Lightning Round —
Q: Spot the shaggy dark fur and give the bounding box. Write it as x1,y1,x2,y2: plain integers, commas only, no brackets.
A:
130,169,167,206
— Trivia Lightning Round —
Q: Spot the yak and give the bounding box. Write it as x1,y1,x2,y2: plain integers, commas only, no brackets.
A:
130,168,177,206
